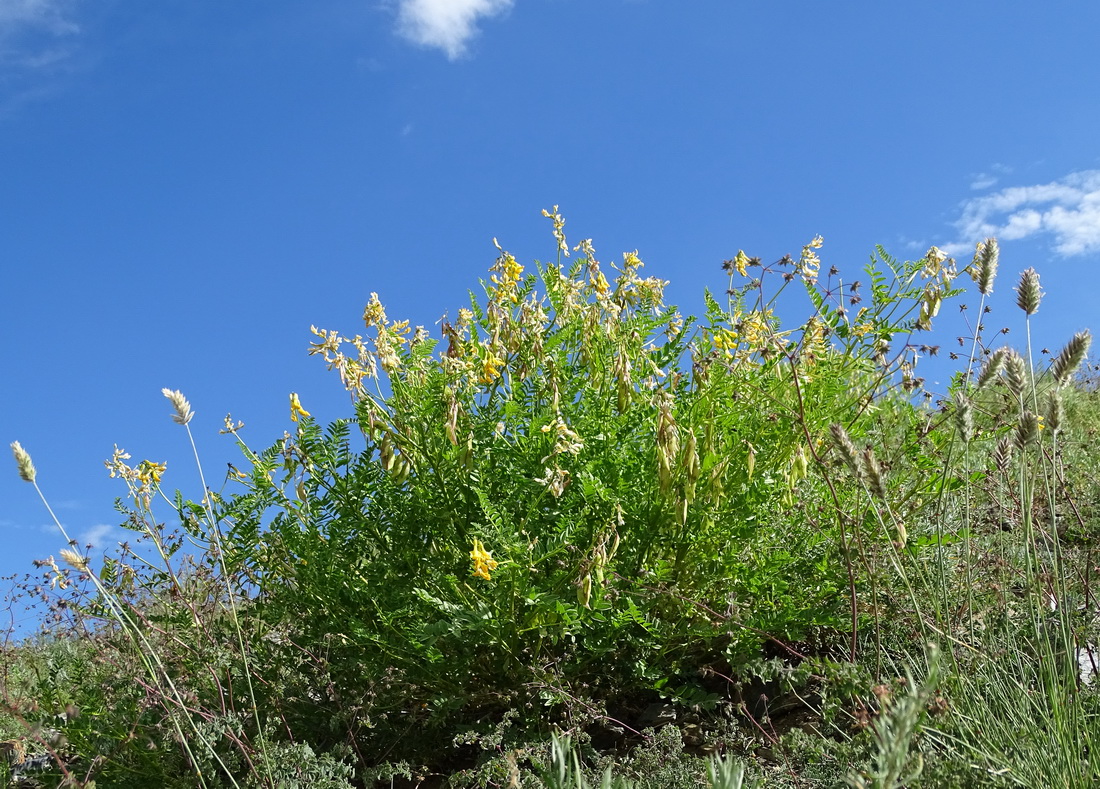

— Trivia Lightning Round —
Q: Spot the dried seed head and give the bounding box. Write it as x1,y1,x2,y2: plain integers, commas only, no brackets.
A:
1013,411,1040,449
1045,389,1065,435
10,441,36,483
1014,268,1042,316
1051,330,1092,386
161,388,194,426
993,436,1014,474
977,348,1008,389
1003,350,1029,400
59,549,88,572
860,447,888,500
829,423,864,480
970,238,999,296
953,391,974,441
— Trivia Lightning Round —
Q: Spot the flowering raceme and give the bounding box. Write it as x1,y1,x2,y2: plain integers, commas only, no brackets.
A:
470,538,499,581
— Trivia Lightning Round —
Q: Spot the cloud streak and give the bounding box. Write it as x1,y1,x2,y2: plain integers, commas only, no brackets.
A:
0,0,79,39
395,0,513,60
945,170,1100,258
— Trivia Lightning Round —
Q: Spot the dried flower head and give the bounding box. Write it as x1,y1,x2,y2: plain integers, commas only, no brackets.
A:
1051,330,1092,386
970,238,999,296
10,441,36,483
161,388,194,425
1014,268,1042,316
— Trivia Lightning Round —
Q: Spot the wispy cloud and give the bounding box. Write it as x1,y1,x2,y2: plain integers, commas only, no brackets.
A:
395,0,513,60
78,523,119,550
0,0,84,117
944,170,1100,258
0,0,79,36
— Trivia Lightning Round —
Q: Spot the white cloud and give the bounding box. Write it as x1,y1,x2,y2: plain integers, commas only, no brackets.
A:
77,523,119,549
395,0,513,59
945,170,1100,258
0,0,79,38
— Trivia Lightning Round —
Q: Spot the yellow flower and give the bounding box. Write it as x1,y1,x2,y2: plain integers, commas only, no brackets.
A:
136,460,166,486
290,392,311,422
470,538,499,580
733,250,750,277
478,351,506,385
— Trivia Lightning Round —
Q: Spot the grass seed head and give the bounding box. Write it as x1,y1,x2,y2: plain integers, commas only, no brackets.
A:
1013,411,1040,449
1014,267,1042,316
994,436,1014,473
1045,389,1065,435
977,348,1008,389
59,548,88,572
10,441,36,483
970,238,999,296
161,388,194,425
860,447,888,500
829,423,864,481
1003,351,1029,400
953,392,974,441
1051,330,1092,385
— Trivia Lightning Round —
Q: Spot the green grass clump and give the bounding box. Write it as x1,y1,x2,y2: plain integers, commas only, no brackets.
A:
3,214,1098,788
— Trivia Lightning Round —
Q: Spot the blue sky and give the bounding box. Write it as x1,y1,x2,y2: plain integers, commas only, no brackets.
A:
2,1,1099,631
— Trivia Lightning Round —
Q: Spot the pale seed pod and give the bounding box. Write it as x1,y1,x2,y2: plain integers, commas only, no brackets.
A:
577,574,592,608
895,521,908,549
1051,330,1092,386
1013,411,1040,450
683,430,700,483
10,441,36,483
1014,268,1042,316
953,391,974,441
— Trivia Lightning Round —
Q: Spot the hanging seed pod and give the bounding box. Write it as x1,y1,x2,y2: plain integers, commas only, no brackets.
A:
1051,330,1092,385
683,430,701,483
953,391,974,441
1014,268,1042,316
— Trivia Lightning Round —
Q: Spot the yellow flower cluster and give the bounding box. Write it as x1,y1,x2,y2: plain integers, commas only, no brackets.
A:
470,538,499,580
290,393,311,422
